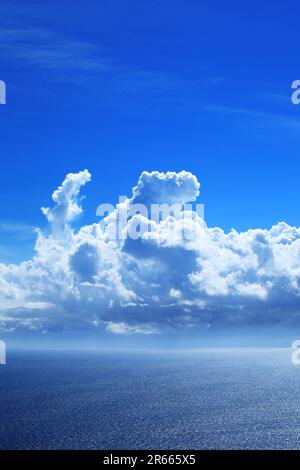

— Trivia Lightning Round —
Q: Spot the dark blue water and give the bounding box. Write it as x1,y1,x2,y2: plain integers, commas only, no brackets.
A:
0,348,300,449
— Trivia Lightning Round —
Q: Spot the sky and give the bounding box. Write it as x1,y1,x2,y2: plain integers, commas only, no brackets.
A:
1,0,300,346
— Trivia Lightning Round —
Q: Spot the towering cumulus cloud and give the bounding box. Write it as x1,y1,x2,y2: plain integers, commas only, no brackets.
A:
1,169,300,335
42,170,91,233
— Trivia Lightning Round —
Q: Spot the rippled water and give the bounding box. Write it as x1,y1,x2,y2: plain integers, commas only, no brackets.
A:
0,348,299,449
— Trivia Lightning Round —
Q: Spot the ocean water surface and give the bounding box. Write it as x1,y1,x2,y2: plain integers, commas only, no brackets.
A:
0,348,299,449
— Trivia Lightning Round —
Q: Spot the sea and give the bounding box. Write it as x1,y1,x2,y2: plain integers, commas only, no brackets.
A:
0,348,300,449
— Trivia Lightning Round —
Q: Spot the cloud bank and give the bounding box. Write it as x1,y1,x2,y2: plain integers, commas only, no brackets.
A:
1,169,300,335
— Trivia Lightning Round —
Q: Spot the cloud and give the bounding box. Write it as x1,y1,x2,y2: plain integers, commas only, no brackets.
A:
0,221,36,237
1,169,300,335
41,169,91,233
131,170,200,207
105,322,157,335
0,26,178,98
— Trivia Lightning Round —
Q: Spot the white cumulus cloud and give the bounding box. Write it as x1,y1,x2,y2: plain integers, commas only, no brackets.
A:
1,169,300,335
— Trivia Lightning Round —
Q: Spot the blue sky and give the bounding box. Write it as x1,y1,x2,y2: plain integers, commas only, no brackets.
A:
1,1,300,344
1,0,300,263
